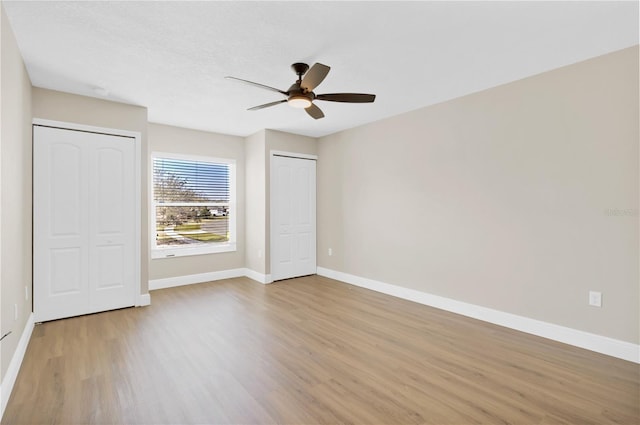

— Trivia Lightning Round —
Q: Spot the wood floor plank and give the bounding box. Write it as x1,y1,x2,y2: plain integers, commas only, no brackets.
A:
2,275,638,424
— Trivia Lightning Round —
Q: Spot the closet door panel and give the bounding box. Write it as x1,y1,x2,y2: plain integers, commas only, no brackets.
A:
89,139,135,311
34,125,136,322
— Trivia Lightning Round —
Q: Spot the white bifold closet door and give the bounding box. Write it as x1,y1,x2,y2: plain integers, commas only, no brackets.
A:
271,155,316,281
34,125,136,322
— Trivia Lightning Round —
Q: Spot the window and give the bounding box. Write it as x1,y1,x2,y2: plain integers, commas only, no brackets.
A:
151,153,236,258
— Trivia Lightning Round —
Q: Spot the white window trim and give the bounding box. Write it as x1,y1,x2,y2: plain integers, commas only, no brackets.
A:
151,151,237,259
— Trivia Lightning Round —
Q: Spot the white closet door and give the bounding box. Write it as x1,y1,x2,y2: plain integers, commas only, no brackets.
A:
271,155,316,281
34,126,136,322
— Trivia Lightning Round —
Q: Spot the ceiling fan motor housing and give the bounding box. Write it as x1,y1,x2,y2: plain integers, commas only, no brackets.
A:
288,82,314,98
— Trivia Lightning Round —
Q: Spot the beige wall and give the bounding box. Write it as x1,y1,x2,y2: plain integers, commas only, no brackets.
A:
32,88,150,294
265,129,318,155
245,130,267,275
317,46,639,344
148,123,245,280
0,4,33,380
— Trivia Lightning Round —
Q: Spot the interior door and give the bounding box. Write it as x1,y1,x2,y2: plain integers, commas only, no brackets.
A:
271,154,316,281
34,125,136,322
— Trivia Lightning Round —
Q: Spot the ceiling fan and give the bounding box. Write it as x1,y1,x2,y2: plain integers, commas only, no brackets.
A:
226,62,376,120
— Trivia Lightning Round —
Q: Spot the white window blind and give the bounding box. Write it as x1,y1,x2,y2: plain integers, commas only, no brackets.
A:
152,154,236,258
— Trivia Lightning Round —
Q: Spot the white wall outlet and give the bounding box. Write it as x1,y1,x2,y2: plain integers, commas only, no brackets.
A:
14,303,18,320
328,248,333,256
589,291,602,307
25,285,29,301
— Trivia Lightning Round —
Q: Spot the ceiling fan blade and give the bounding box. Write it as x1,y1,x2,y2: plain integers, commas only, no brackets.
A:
248,99,287,111
316,93,376,103
301,63,330,92
305,103,325,120
225,76,288,95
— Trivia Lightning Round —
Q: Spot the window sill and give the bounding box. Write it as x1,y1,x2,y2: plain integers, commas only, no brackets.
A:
151,243,236,259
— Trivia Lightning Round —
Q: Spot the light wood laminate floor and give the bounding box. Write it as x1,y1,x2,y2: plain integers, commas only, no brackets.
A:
3,275,639,424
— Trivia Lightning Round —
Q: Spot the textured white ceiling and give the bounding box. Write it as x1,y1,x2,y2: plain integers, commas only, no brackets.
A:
3,1,638,138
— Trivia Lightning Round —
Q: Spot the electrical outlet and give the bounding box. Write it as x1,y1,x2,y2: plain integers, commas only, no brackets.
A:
328,248,333,256
589,291,602,307
25,286,29,301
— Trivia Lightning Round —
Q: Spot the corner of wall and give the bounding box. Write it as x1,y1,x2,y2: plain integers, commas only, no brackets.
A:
0,2,34,413
244,131,267,275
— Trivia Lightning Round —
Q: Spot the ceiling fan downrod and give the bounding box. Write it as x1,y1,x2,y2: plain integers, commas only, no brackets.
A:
291,63,310,82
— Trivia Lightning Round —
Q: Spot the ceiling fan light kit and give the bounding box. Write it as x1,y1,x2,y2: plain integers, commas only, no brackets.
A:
226,62,376,120
287,95,312,109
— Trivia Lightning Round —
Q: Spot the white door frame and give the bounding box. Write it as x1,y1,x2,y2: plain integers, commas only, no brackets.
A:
269,150,317,282
32,118,143,311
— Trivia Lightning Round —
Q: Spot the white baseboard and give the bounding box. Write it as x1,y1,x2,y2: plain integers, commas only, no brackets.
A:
149,268,246,291
316,267,640,364
1,313,35,419
244,268,272,284
136,293,151,307
148,268,273,290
